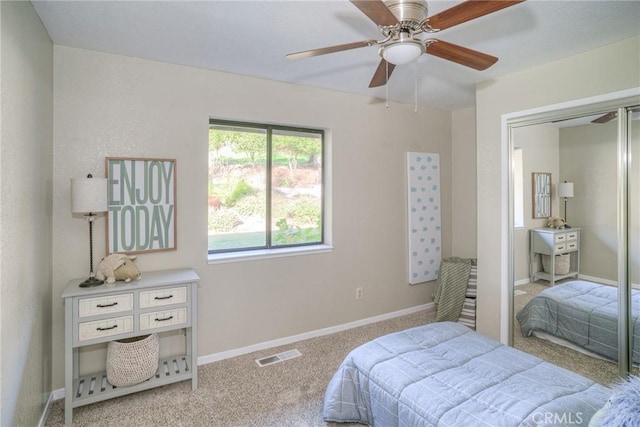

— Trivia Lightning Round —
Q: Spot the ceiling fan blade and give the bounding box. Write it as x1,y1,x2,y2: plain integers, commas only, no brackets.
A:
369,59,396,88
286,40,377,60
426,39,498,70
591,111,618,123
427,0,525,31
350,0,399,27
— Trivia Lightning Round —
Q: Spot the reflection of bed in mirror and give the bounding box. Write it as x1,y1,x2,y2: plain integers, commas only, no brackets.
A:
517,280,640,363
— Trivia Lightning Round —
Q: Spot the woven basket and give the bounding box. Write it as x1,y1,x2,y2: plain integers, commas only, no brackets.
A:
542,254,571,275
106,334,159,387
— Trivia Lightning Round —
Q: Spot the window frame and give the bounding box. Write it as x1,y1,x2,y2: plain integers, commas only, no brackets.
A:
207,118,326,258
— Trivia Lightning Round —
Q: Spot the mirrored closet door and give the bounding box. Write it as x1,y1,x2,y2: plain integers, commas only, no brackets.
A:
628,106,639,376
509,100,640,385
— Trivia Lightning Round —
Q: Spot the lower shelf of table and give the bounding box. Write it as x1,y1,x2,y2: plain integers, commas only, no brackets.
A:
71,354,195,408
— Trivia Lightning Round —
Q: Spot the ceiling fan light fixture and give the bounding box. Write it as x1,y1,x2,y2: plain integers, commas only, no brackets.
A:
382,39,424,65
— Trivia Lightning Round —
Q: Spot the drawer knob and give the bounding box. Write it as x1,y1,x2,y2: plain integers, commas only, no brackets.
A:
96,302,118,308
155,315,174,322
154,295,174,300
96,325,118,331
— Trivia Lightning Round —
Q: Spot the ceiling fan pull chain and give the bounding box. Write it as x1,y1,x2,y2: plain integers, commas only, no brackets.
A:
413,61,420,114
385,60,389,109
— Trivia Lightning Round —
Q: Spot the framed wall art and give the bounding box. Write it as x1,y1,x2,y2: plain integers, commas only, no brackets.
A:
105,157,177,254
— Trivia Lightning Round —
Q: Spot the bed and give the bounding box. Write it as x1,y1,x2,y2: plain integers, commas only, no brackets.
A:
516,280,640,364
323,321,609,426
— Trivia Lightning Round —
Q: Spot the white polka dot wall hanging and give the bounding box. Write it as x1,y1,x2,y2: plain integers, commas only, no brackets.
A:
407,152,441,284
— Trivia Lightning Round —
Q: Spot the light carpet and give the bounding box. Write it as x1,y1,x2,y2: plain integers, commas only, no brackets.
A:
46,309,435,426
46,293,625,427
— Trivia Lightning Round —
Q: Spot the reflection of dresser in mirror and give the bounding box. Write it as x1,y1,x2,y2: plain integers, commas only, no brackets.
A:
530,228,580,286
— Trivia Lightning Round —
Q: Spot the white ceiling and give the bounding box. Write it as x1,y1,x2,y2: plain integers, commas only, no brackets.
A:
31,0,640,111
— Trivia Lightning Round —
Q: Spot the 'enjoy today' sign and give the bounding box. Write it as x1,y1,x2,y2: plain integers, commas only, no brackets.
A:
106,158,176,254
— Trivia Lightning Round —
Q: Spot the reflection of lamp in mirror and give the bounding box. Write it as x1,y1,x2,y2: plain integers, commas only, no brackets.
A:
71,174,108,287
558,181,574,225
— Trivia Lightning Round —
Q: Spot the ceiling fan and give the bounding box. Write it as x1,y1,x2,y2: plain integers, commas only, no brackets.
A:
287,0,525,88
591,112,617,123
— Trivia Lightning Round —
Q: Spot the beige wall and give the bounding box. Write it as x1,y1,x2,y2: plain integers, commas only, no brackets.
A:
50,46,454,388
512,125,560,282
451,108,477,258
0,2,54,425
560,120,621,283
476,36,640,340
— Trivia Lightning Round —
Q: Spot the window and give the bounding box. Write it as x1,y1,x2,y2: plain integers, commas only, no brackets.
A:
208,119,324,255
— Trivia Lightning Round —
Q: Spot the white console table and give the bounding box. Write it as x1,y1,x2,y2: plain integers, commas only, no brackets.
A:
62,268,199,425
530,227,580,286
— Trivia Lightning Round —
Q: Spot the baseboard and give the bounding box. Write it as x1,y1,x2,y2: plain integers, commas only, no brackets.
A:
578,274,640,289
578,274,617,286
514,278,531,287
46,303,434,408
51,388,65,400
197,303,434,366
38,391,58,427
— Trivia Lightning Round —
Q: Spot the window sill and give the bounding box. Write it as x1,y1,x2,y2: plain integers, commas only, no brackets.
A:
207,244,334,265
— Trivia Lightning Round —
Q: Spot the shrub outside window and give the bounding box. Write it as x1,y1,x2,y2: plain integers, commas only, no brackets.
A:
208,120,324,254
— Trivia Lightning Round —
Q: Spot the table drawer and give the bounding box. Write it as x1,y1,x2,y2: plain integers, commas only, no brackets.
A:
555,242,578,253
566,231,579,241
139,286,187,309
140,307,188,331
566,241,579,252
78,293,134,318
554,233,567,243
78,316,134,341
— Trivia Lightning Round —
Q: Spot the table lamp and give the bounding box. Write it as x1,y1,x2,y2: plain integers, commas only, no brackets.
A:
558,181,574,224
71,174,108,287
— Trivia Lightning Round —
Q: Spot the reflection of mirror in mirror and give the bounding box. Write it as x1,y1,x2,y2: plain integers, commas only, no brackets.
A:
532,172,551,218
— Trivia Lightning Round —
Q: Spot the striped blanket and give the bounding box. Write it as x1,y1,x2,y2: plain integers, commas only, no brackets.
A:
433,257,477,329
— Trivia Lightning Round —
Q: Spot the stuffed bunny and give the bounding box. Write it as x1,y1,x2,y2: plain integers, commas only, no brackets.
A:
546,216,566,229
96,254,141,283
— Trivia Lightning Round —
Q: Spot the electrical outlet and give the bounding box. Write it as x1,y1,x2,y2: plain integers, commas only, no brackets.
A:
355,287,363,300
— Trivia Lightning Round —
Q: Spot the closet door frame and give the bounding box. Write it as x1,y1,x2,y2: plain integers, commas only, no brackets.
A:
619,105,640,374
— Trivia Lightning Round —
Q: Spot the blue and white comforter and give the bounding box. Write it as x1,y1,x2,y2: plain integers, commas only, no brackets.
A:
323,322,609,426
516,280,640,363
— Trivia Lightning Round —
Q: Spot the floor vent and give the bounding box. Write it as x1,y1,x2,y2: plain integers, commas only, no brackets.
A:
514,290,527,296
255,349,302,367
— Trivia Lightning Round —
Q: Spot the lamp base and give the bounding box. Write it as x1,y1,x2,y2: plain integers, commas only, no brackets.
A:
79,276,104,288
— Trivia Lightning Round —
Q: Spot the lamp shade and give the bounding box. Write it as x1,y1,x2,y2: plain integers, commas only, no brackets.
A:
71,176,108,214
558,181,574,198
